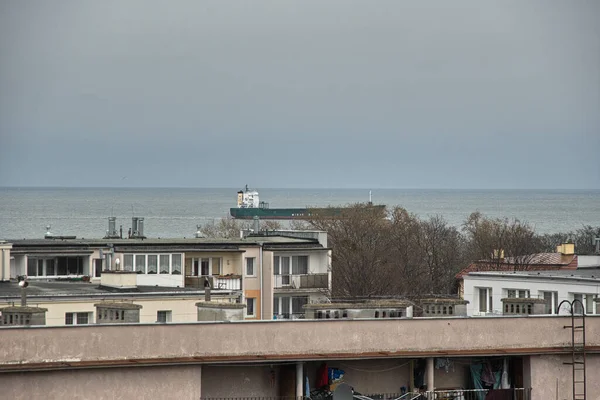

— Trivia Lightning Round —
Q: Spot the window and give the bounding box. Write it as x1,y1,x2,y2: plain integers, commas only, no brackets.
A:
57,258,68,275
507,289,529,298
172,254,182,274
542,291,559,314
27,258,37,276
157,310,172,323
37,259,44,276
246,257,256,276
273,256,280,275
292,256,308,275
94,259,102,277
281,297,290,317
292,296,308,315
274,256,291,285
77,313,89,324
124,254,134,271
65,312,91,325
212,258,221,275
246,298,256,317
478,287,492,313
46,259,55,276
273,298,279,316
135,254,146,273
159,255,170,274
147,255,157,274
573,294,596,314
123,253,180,274
200,258,210,275
66,257,82,275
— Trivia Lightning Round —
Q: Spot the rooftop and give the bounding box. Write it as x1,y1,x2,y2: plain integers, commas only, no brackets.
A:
0,281,226,301
7,235,326,253
456,252,578,279
466,267,600,282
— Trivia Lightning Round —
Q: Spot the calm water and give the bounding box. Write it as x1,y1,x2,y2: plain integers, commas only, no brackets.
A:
0,187,599,239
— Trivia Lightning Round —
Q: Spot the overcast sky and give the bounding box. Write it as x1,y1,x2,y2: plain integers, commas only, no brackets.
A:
0,1,599,189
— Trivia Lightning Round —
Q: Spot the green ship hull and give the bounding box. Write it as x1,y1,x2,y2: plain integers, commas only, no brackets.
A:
229,205,385,220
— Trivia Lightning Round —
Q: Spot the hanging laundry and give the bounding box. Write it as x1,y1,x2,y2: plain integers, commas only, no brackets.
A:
435,358,454,373
316,363,329,389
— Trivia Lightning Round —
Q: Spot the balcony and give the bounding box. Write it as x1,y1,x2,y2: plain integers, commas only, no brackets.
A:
185,275,242,290
274,273,328,290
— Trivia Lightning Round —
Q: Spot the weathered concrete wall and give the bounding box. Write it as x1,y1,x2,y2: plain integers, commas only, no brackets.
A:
529,353,600,400
197,305,245,321
434,361,470,389
0,316,598,371
202,365,278,398
0,365,202,400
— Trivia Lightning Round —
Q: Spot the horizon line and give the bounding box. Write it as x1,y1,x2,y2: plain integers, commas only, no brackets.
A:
1,185,599,191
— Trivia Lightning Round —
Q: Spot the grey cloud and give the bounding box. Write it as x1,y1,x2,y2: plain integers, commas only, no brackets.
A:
1,0,599,188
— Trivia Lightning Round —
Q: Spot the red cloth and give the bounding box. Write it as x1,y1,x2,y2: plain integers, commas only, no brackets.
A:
316,363,328,388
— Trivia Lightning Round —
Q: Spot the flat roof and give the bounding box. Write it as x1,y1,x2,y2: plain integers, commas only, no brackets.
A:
467,268,600,282
7,236,323,250
0,281,233,301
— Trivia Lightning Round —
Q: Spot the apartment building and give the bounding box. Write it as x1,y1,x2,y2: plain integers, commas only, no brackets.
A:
0,229,331,325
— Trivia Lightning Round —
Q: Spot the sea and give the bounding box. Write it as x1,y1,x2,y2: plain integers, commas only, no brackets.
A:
0,187,599,240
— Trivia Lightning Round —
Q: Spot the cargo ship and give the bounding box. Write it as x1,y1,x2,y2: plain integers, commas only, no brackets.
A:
229,186,385,220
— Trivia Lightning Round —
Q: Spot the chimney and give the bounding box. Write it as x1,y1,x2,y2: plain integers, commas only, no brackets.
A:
104,217,120,239
492,249,505,261
130,217,146,239
556,243,575,255
253,216,260,233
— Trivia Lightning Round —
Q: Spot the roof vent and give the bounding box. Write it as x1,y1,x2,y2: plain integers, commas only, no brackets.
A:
130,217,146,239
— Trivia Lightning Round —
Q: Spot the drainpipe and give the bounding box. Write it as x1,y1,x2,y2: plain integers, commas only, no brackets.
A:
259,243,263,320
1,249,4,281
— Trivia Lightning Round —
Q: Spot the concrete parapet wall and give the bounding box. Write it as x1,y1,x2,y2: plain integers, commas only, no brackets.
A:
0,316,598,371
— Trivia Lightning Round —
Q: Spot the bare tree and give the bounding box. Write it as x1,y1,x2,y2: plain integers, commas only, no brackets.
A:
388,207,423,295
538,225,600,255
416,215,466,293
201,217,251,239
261,220,283,231
463,212,541,271
306,203,395,298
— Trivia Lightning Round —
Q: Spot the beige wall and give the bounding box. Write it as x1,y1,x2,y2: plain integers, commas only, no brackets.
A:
202,365,278,398
529,353,600,400
32,297,204,325
242,247,261,290
2,316,599,371
0,365,202,400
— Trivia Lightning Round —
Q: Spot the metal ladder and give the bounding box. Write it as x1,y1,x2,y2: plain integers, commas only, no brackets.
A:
558,299,586,400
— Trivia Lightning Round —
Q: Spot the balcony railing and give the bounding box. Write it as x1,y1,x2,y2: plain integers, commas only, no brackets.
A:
272,313,306,320
274,273,328,289
200,389,532,400
185,275,241,290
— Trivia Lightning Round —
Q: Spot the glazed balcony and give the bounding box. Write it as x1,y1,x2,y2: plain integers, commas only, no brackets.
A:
274,273,328,290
